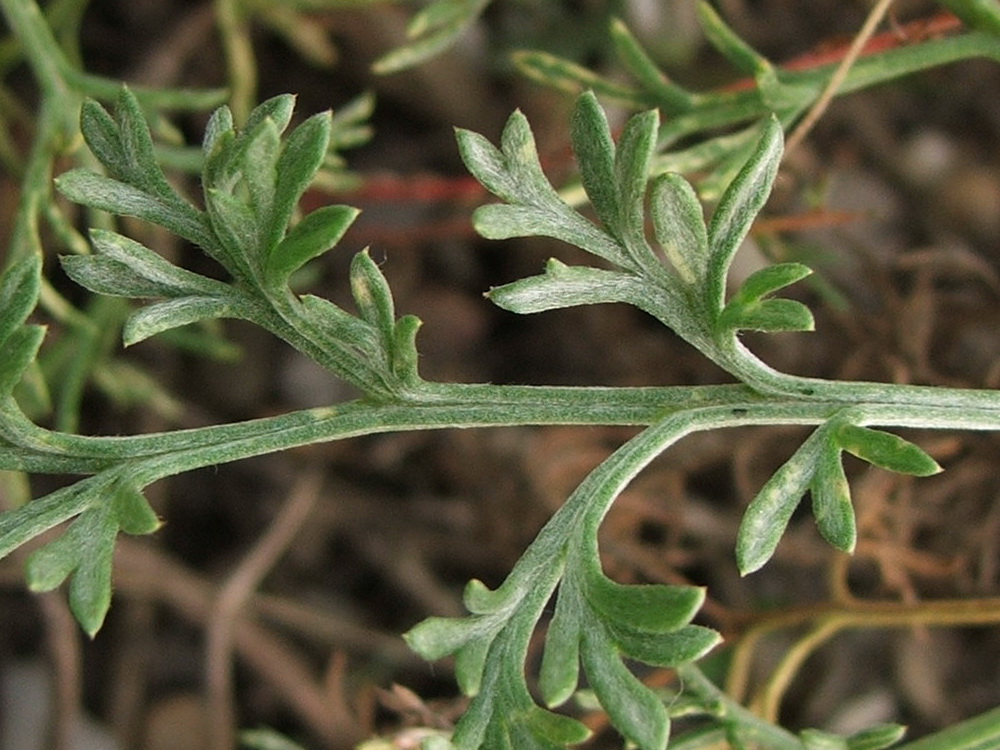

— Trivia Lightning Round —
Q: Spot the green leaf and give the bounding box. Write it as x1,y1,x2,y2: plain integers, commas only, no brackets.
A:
350,250,395,345
650,173,709,285
571,92,619,235
265,205,359,287
938,0,1000,36
62,230,229,299
202,103,234,162
0,483,96,563
834,424,942,477
371,0,490,74
123,295,243,346
79,98,126,175
487,260,640,315
801,729,849,750
462,578,507,614
0,326,45,396
243,94,296,139
24,480,157,636
0,253,41,346
810,444,855,553
454,633,493,696
731,262,813,305
697,1,775,78
737,427,826,575
719,297,815,333
241,117,282,226
56,169,213,250
472,204,624,264
613,108,659,254
403,615,487,662
113,87,179,200
585,571,706,634
609,18,694,112
461,107,630,267
511,50,649,109
298,295,380,354
66,511,117,636
846,723,906,750
455,126,516,203
581,625,669,750
61,255,174,298
538,586,582,707
391,314,422,385
523,706,591,746
113,485,161,535
608,622,721,667
706,116,784,312
570,91,661,268
268,111,332,253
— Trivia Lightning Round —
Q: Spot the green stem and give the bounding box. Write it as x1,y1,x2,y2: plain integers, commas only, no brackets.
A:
658,30,1000,146
677,664,805,750
5,374,1000,475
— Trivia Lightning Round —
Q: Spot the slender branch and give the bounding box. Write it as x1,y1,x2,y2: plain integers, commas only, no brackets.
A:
785,0,897,154
206,468,323,750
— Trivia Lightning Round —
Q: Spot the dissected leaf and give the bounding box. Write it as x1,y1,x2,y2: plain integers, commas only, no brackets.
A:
846,723,907,750
0,254,41,345
538,585,583,707
719,297,815,333
801,728,850,750
241,117,282,225
487,261,640,315
56,169,213,250
268,111,332,251
62,230,229,299
0,326,45,396
835,424,942,477
737,427,826,575
571,91,619,234
585,571,705,634
523,706,591,747
79,98,126,176
810,443,855,553
581,625,669,750
205,186,260,276
608,622,721,668
265,204,359,287
390,314,422,385
114,88,179,200
697,1,774,78
123,295,244,346
511,50,648,108
705,116,784,312
472,204,624,264
731,262,813,305
350,249,396,345
462,106,630,268
454,633,493,696
243,94,296,140
25,481,159,636
650,172,709,284
404,615,490,663
613,107,659,254
202,103,235,162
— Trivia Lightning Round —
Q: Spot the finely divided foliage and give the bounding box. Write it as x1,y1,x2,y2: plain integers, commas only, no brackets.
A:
1,74,998,750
